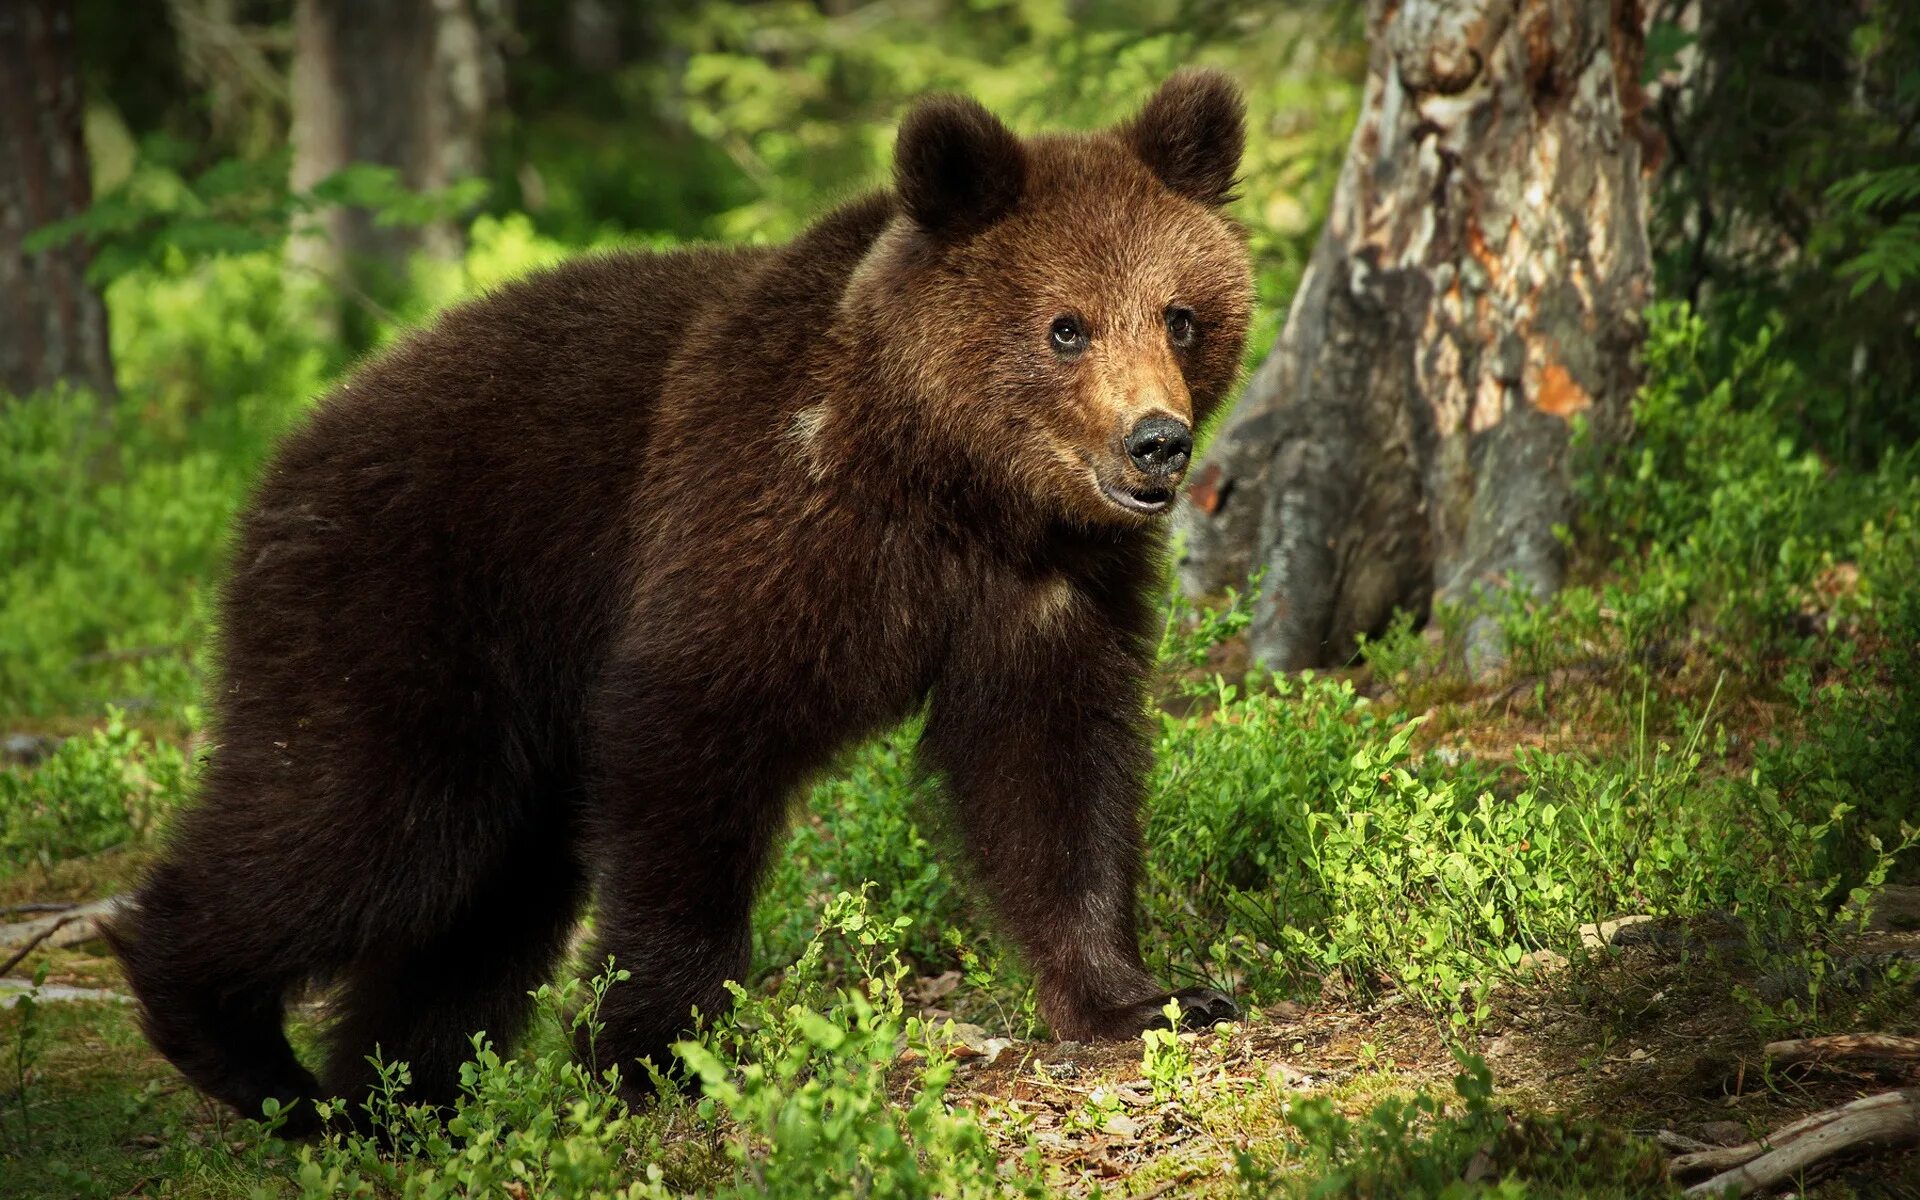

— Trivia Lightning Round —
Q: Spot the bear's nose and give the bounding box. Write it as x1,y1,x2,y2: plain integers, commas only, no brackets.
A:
1124,417,1193,474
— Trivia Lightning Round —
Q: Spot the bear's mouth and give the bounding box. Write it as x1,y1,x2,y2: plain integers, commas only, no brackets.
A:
1102,482,1176,515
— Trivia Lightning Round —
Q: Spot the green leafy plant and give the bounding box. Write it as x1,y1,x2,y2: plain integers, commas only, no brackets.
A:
0,710,187,873
273,964,668,1200
1139,999,1197,1104
1,960,52,1153
676,887,1044,1198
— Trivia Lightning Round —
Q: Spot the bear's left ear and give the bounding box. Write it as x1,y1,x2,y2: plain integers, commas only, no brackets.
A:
894,94,1027,239
1122,68,1245,207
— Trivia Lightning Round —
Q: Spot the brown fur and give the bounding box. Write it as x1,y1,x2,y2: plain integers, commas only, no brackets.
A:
111,70,1254,1130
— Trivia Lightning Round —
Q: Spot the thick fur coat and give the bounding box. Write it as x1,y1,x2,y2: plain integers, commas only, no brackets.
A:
112,70,1255,1129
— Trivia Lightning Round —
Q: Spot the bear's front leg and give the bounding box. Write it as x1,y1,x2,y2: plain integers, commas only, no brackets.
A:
921,581,1235,1041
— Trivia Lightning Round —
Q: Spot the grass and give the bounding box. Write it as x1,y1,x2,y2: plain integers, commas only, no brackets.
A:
3,253,1918,1196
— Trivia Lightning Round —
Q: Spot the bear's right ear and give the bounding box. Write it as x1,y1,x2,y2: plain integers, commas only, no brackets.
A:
1122,68,1245,207
893,95,1026,240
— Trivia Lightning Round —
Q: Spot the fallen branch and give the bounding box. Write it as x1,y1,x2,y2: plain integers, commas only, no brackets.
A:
0,895,125,965
0,918,69,978
0,901,77,917
1765,1034,1920,1067
1654,1130,1719,1154
1673,1088,1920,1196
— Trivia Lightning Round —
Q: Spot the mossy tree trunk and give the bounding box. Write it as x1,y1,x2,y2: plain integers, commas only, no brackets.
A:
1179,0,1658,673
0,0,115,404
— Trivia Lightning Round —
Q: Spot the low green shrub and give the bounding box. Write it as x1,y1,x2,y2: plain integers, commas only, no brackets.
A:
681,889,1042,1198
0,710,187,874
255,888,1039,1199
754,722,972,975
1239,1054,1669,1198
1142,660,1911,1027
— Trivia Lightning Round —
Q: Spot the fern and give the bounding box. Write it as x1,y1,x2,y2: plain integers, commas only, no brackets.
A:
1839,212,1920,298
1828,163,1920,212
1830,165,1920,298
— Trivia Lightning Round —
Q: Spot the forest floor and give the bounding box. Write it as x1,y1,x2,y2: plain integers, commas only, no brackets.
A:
4,654,1918,1200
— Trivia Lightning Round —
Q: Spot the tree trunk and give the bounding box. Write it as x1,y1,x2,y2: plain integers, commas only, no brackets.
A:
1179,0,1657,674
0,0,115,403
288,0,499,297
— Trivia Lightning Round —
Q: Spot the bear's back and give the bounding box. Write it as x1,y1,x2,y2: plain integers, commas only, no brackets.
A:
214,240,778,761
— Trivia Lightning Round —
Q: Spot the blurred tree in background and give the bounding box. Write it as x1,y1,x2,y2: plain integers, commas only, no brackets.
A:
2,0,115,404
286,0,506,337
1650,0,1920,462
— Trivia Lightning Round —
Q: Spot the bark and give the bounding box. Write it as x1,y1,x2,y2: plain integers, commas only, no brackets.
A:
1179,0,1657,674
288,0,501,290
0,0,115,403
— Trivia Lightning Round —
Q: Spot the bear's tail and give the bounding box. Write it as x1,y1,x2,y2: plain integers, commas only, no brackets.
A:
106,869,324,1136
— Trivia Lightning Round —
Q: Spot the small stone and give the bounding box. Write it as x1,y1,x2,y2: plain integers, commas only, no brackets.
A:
1578,915,1654,949
1104,1112,1141,1139
946,1022,992,1057
1462,1146,1497,1183
1844,885,1920,932
2,732,60,766
1518,949,1569,974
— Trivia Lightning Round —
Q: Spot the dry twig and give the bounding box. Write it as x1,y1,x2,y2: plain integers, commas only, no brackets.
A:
0,895,124,959
1764,1034,1920,1067
0,917,71,977
0,901,77,917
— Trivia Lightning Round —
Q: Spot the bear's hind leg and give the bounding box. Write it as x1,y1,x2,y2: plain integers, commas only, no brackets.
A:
113,826,332,1134
111,887,321,1131
319,839,586,1122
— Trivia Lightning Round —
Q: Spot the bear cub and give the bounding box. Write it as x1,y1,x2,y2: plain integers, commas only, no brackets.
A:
112,70,1255,1130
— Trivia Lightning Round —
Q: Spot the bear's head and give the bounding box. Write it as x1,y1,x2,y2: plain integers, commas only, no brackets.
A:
844,69,1253,530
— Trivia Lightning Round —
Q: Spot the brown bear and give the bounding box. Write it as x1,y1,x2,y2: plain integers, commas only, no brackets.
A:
110,69,1254,1130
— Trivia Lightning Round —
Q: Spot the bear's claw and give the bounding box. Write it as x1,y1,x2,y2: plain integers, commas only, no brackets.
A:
1083,986,1239,1039
1164,986,1239,1030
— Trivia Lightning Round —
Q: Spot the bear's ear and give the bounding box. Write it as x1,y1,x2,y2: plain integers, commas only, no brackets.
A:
1122,68,1245,207
893,95,1026,239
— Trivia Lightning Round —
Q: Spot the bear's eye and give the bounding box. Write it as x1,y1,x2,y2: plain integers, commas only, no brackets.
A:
1165,306,1200,349
1049,314,1088,358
